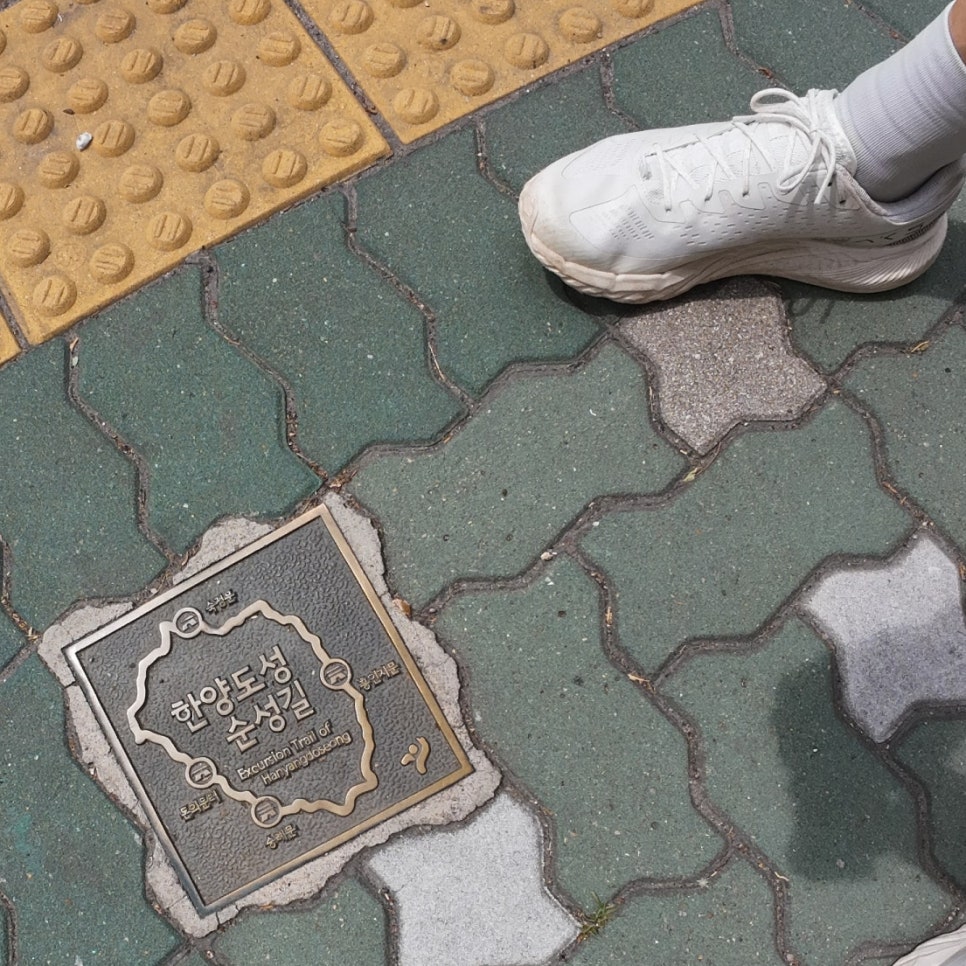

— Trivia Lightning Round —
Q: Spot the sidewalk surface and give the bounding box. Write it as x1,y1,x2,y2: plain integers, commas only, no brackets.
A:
1,0,966,963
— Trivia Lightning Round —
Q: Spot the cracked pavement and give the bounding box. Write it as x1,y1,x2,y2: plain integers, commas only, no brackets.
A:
1,0,966,964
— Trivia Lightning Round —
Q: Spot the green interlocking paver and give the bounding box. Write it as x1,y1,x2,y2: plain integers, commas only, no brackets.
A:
669,619,951,965
845,328,966,551
216,878,386,966
862,0,949,38
0,612,25,673
612,8,769,129
76,266,319,554
580,401,909,671
354,128,600,396
730,0,899,91
215,194,463,474
0,340,164,629
350,343,686,608
788,195,966,373
896,719,966,889
436,556,720,906
569,862,779,965
0,656,178,962
483,64,628,195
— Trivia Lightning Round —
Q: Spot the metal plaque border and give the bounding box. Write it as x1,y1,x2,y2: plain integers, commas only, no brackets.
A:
65,504,474,913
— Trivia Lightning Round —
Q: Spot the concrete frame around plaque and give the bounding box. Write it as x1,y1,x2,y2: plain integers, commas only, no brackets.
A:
40,496,499,936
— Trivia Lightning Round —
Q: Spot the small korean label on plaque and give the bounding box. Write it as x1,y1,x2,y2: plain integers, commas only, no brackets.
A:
66,505,473,913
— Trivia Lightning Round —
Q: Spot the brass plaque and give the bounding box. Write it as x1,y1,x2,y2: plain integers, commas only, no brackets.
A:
66,505,472,913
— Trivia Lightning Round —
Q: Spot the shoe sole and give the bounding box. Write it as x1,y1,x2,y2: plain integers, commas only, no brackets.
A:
519,191,949,303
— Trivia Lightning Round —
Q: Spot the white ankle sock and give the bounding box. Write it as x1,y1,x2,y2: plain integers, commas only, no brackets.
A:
835,2,966,202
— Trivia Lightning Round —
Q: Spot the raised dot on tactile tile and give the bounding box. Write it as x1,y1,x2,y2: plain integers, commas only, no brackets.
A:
20,0,58,33
13,108,53,144
42,37,83,73
330,0,373,34
0,184,24,220
202,60,245,95
92,119,134,156
504,32,549,69
96,8,135,43
90,242,134,282
472,0,515,23
119,163,163,202
8,228,49,266
38,152,79,188
559,7,601,42
258,31,300,65
68,77,108,113
362,42,405,78
451,59,494,95
175,133,219,171
146,0,187,12
261,148,306,187
63,195,106,234
148,89,191,125
393,87,438,124
204,179,249,219
0,67,30,103
320,119,362,157
612,0,653,16
228,0,271,24
120,47,163,83
33,274,76,316
286,73,330,109
173,19,216,54
147,211,191,250
231,103,275,139
416,15,461,50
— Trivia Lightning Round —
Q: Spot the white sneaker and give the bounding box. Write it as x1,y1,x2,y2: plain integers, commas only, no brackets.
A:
518,88,965,303
893,924,966,966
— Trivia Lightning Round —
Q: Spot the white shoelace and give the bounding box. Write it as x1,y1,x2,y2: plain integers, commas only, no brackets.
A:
643,88,841,212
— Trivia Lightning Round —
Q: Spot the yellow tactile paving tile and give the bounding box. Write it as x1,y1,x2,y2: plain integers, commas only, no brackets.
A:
305,0,703,142
0,0,389,344
0,317,19,364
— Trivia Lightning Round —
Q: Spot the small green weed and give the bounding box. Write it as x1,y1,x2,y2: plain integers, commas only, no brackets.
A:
578,893,618,941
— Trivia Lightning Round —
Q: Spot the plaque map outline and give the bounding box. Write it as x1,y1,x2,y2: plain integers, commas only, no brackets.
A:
127,599,380,829
64,505,475,914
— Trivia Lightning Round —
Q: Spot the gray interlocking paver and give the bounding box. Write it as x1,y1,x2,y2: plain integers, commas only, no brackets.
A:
354,127,600,396
845,327,966,551
76,266,319,554
350,343,685,608
803,532,966,742
622,278,825,454
367,794,577,966
0,656,178,963
612,6,769,128
0,340,165,629
215,877,387,966
668,618,952,966
436,557,721,907
215,194,464,474
567,861,780,965
580,401,909,671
